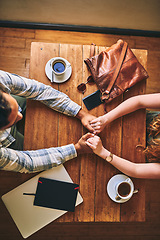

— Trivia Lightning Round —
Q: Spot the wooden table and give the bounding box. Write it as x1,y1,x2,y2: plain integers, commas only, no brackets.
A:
24,42,147,222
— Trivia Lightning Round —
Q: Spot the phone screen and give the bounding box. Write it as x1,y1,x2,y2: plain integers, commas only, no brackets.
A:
82,90,103,110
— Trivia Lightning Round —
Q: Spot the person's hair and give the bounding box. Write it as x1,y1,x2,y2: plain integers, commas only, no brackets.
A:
0,84,11,129
144,114,160,163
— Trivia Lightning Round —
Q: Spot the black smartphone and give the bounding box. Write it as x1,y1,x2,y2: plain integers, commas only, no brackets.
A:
82,90,103,110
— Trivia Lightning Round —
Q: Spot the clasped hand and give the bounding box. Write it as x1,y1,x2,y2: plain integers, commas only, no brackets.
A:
75,133,104,156
76,110,107,155
89,116,107,134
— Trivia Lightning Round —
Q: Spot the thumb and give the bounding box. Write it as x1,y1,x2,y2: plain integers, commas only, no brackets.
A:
86,141,94,150
86,124,95,133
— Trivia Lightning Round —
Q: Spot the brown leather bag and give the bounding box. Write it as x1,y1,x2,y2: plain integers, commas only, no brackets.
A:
84,39,149,103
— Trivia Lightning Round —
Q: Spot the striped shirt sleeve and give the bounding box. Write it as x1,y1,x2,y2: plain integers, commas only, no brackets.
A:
0,70,81,117
0,144,77,173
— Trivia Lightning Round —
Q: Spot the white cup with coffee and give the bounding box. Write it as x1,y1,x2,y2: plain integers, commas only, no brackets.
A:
50,57,70,82
115,177,138,201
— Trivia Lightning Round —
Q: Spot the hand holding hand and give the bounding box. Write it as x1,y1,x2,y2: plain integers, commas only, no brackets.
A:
76,109,96,132
75,133,94,155
86,135,106,157
90,116,107,134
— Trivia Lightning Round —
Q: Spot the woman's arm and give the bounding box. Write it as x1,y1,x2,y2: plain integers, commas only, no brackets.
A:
90,93,160,134
86,135,160,179
108,154,160,179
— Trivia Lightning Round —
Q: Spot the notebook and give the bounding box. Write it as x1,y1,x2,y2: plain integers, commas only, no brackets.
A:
2,165,83,239
33,177,79,212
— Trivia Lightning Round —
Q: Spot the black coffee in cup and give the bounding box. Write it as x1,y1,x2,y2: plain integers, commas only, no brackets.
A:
53,61,65,73
118,182,131,197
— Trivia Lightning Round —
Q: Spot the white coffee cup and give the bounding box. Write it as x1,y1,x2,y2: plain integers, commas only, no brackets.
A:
50,57,70,82
115,177,138,201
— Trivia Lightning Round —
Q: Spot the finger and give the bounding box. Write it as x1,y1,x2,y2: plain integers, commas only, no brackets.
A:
86,124,96,133
90,122,98,126
91,125,102,130
93,130,98,135
93,135,100,140
90,121,101,127
90,118,100,124
86,141,94,149
86,141,97,151
92,125,101,130
93,130,101,135
82,132,94,140
87,136,99,146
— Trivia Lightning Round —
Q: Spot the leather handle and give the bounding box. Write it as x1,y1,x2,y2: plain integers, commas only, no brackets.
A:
106,41,128,94
90,43,96,57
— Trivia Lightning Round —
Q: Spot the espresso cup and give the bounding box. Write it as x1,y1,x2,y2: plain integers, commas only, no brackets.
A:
115,178,136,200
50,58,70,81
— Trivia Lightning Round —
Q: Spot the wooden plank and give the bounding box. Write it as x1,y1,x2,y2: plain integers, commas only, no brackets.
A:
0,27,35,39
0,46,30,58
35,30,135,48
0,67,29,78
24,42,60,151
56,44,83,222
120,98,146,221
133,36,160,51
77,45,99,222
146,50,160,93
23,42,60,184
0,37,26,48
93,46,122,222
0,56,28,69
25,38,52,49
120,50,147,222
94,118,122,222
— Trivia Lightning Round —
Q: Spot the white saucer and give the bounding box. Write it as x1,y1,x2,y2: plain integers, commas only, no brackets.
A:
45,57,72,83
107,174,134,203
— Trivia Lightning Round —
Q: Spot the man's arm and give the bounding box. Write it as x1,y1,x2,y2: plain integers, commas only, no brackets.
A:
0,144,77,173
0,70,96,131
0,70,81,117
0,133,93,173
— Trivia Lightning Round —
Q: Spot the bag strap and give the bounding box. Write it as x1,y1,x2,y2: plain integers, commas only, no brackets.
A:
85,43,96,83
103,41,128,97
90,43,96,57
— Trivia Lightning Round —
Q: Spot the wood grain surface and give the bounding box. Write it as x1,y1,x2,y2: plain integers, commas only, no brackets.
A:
0,27,159,240
24,42,146,222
